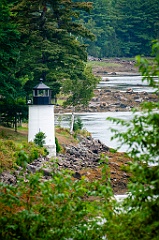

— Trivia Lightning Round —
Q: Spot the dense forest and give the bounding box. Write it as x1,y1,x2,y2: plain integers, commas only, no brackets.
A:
0,0,159,127
81,0,159,57
0,0,98,128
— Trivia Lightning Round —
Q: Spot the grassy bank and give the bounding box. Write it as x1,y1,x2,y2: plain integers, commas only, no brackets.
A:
87,58,138,75
87,60,122,68
0,126,47,172
0,125,85,172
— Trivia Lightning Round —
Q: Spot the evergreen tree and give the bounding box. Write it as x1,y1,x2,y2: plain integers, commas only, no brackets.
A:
111,0,159,56
0,0,26,131
80,0,117,57
0,0,20,98
81,0,159,57
11,0,97,104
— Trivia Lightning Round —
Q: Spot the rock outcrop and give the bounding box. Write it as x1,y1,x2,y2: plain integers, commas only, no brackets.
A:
55,89,158,113
0,135,130,194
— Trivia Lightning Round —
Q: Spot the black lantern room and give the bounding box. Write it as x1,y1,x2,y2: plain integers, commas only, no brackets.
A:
33,78,51,105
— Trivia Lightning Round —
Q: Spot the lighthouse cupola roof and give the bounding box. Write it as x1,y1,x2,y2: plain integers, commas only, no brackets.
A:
33,78,51,105
33,78,50,90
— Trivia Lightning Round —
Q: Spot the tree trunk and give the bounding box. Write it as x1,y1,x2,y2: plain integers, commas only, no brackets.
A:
14,113,17,132
70,108,75,134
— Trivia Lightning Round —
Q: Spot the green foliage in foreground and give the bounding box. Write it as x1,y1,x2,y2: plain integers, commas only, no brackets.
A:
107,40,159,239
0,140,47,170
0,164,113,240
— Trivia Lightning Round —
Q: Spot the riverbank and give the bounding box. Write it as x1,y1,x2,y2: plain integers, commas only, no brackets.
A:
88,57,139,76
55,59,158,113
0,126,130,195
1,59,157,195
55,89,158,113
56,129,130,194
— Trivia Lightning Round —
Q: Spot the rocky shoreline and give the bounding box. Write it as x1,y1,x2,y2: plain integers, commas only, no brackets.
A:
55,88,158,113
55,64,158,113
57,134,130,194
1,134,130,195
1,64,158,195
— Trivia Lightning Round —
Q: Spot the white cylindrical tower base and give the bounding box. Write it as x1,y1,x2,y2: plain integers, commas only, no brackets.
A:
28,105,56,157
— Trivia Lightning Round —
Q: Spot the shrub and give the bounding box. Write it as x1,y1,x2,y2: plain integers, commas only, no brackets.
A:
34,131,46,147
0,169,113,240
55,137,61,153
15,143,48,167
15,150,29,167
29,148,40,161
73,117,83,132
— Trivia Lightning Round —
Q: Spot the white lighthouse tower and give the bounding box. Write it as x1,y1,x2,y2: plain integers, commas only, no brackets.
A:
28,78,56,157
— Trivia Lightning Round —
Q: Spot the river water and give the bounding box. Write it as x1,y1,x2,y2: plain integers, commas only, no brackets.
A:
55,111,131,152
99,75,157,92
55,75,157,152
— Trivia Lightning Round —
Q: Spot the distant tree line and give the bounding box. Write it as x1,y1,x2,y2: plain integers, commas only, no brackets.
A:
80,0,159,57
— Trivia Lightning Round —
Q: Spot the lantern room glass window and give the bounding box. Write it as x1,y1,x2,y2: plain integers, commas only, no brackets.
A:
33,89,49,97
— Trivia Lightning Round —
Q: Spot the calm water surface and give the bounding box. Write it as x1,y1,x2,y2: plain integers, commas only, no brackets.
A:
99,75,158,92
55,112,132,152
55,76,158,152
